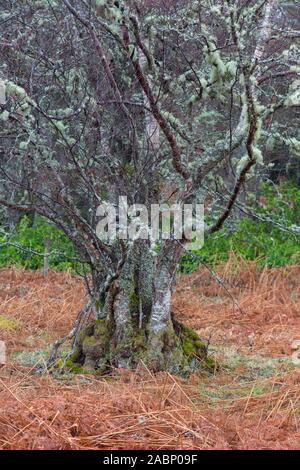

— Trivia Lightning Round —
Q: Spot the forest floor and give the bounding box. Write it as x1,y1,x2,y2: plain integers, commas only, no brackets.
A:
0,254,299,450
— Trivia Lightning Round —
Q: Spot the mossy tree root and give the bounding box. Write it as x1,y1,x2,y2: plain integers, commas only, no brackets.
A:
65,316,216,376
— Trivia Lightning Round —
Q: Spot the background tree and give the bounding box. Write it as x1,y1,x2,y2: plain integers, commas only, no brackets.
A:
0,0,299,373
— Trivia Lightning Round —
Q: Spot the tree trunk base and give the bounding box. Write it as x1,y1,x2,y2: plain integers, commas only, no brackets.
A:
63,316,216,376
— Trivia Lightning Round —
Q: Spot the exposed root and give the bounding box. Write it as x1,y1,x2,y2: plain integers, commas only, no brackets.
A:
64,316,216,376
47,302,91,369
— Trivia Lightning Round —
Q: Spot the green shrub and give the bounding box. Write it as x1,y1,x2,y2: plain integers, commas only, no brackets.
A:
180,181,300,273
0,182,299,273
0,216,80,271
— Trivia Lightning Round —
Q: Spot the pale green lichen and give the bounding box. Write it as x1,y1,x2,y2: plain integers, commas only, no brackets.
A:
0,110,9,121
19,141,29,150
252,146,264,165
285,88,300,107
204,41,227,83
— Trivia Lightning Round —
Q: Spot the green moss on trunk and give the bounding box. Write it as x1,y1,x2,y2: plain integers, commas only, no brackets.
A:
66,320,217,375
64,317,216,376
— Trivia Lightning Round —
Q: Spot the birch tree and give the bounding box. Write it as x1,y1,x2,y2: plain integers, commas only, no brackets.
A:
0,0,299,373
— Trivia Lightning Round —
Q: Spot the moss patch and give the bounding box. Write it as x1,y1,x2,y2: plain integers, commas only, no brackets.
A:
175,322,217,374
0,315,21,331
13,349,48,366
62,317,217,376
64,359,85,374
65,319,112,374
129,290,139,313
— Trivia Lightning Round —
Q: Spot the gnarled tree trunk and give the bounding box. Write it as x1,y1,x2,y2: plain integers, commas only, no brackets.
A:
66,241,214,375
